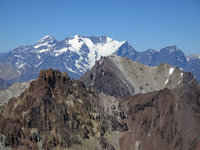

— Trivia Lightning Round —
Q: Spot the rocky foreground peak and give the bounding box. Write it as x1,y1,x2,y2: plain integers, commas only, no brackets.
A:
0,67,200,150
119,84,200,150
0,69,128,150
37,69,70,86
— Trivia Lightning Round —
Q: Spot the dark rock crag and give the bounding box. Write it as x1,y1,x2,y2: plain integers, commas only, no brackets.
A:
0,69,127,149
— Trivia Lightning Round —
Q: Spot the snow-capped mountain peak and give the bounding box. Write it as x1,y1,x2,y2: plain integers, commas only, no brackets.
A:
52,35,125,68
34,35,56,52
7,35,126,79
38,35,55,42
37,35,55,43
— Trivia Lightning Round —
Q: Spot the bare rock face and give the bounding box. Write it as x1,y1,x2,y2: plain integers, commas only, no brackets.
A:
81,56,135,98
119,84,200,150
0,69,127,149
80,55,197,98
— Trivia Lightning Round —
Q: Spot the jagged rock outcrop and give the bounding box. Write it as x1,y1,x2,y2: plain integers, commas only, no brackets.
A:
0,69,127,149
80,55,197,98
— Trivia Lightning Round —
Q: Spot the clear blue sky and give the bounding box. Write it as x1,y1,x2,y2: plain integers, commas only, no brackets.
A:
0,0,199,54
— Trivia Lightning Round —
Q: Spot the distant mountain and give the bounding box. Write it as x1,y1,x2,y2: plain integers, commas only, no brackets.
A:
0,35,199,83
0,35,125,82
184,54,200,81
80,55,196,98
136,45,187,68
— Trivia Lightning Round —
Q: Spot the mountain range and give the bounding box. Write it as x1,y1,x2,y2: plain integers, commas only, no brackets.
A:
0,35,199,86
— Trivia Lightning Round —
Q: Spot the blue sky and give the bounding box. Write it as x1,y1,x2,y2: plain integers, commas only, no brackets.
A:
0,0,199,54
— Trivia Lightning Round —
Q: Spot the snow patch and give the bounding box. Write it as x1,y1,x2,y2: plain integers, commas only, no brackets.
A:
34,60,43,68
178,72,184,85
181,72,183,78
169,68,175,75
42,35,51,39
37,55,41,59
148,133,151,137
64,62,77,73
17,70,21,75
54,47,68,56
39,49,50,53
16,62,26,69
135,141,141,150
165,78,169,85
14,55,23,59
37,35,53,43
18,63,25,69
75,59,87,73
99,58,104,65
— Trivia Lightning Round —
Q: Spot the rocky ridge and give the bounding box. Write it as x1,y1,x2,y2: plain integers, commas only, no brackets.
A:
81,55,200,150
119,84,200,150
81,55,196,98
0,80,32,106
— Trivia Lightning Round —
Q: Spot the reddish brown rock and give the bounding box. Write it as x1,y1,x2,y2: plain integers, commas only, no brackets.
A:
0,69,106,149
119,85,200,150
0,68,200,150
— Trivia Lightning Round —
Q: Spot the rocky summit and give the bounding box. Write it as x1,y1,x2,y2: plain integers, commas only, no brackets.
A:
0,69,128,150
